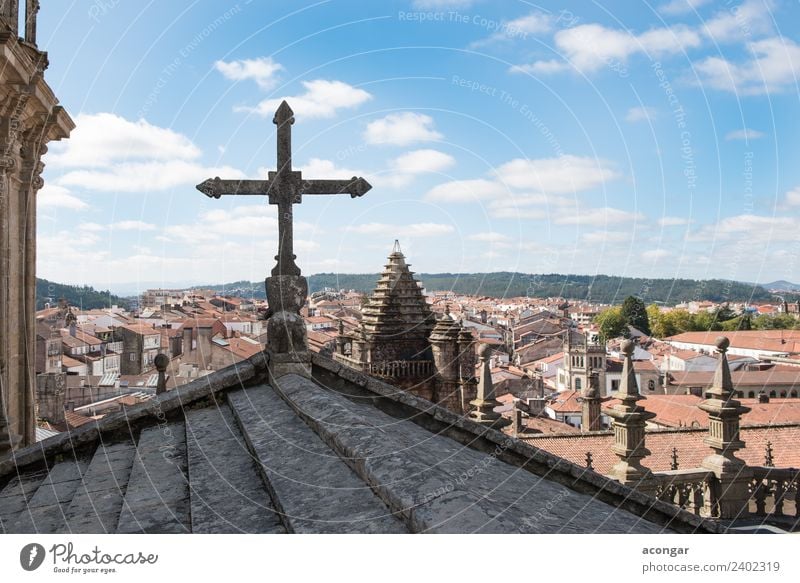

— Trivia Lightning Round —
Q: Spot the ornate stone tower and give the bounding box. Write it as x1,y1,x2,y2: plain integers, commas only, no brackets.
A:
429,305,477,413
0,1,74,453
563,329,607,395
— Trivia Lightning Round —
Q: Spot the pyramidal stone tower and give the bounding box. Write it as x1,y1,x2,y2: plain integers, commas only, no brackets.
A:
336,241,477,414
1,1,74,453
357,240,435,363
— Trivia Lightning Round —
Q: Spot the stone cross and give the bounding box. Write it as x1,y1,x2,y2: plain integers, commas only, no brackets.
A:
196,101,371,372
196,101,371,277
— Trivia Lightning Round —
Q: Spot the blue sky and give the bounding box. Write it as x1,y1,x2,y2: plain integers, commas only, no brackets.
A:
35,0,800,293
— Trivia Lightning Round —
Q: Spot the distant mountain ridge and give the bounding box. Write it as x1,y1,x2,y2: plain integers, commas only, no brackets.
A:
194,273,786,306
763,280,800,292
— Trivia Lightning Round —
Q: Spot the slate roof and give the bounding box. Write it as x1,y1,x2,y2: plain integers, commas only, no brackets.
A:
0,353,719,534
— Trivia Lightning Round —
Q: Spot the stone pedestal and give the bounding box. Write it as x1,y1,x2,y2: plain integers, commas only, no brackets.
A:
468,344,511,429
265,274,311,378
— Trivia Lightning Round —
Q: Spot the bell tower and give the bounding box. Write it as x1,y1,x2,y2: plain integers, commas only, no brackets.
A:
0,0,74,453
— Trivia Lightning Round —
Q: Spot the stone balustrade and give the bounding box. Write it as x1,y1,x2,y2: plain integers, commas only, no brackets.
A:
652,469,715,516
332,353,433,379
749,466,800,521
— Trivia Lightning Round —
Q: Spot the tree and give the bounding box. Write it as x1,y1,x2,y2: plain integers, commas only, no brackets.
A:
594,307,626,341
620,296,651,335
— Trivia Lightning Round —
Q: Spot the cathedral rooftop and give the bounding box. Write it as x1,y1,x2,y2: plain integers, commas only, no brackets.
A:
0,353,716,534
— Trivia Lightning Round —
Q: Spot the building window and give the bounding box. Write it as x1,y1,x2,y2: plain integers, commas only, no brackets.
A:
575,378,581,391
130,353,137,362
648,380,655,391
611,380,620,392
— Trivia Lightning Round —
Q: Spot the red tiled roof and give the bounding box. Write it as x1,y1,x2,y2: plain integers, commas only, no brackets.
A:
524,423,800,473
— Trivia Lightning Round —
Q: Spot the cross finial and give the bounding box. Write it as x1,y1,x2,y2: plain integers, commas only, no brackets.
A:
585,451,594,470
671,447,679,470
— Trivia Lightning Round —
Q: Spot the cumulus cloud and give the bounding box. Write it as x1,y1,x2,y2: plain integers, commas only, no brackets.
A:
46,113,200,168
469,232,512,242
389,149,455,174
694,37,800,95
239,80,372,119
364,112,442,146
113,220,157,231
37,184,88,210
58,161,245,192
470,11,552,47
513,23,702,74
426,178,508,202
701,0,774,43
494,155,619,193
214,57,283,89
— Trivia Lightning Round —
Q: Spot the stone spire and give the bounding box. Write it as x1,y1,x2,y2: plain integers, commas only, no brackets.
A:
605,340,655,488
468,344,511,428
359,241,434,361
698,336,752,518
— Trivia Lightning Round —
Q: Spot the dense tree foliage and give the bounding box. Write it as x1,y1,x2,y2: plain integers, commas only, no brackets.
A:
595,307,627,341
36,278,130,310
620,296,651,335
645,305,799,337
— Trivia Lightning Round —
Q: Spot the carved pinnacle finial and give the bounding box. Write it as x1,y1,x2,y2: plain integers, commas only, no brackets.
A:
273,100,294,126
154,353,169,395
196,177,222,198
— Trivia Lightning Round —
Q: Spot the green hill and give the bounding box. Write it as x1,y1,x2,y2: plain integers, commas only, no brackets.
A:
196,273,782,306
36,278,131,311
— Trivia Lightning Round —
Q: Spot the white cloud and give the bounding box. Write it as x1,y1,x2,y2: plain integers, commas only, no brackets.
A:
240,80,371,119
555,207,644,226
113,220,156,231
515,23,702,74
701,0,774,43
390,149,455,174
494,155,619,193
214,57,283,89
58,161,245,192
785,187,800,206
694,37,800,95
37,184,88,210
426,178,508,202
659,0,712,15
581,231,632,244
725,128,766,141
489,207,546,220
471,11,552,47
298,158,365,179
46,113,200,168
626,106,658,123
510,60,570,75
346,222,455,237
469,232,512,243
641,249,672,261
690,214,797,241
657,216,691,226
78,222,106,232
364,112,442,146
